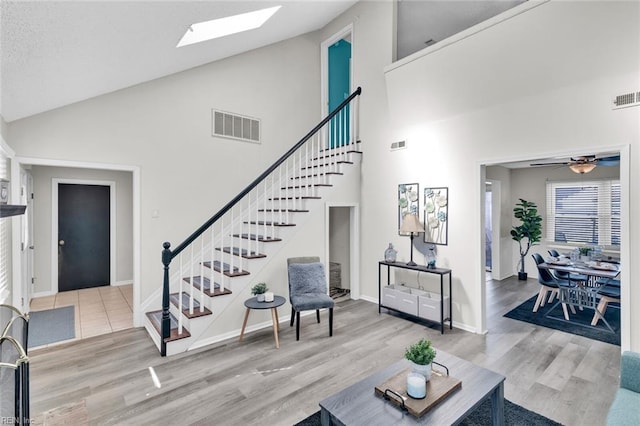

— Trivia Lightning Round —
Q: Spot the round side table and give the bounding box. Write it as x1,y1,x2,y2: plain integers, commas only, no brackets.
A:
239,295,286,348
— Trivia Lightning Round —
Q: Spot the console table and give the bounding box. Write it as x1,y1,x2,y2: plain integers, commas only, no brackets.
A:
378,261,452,334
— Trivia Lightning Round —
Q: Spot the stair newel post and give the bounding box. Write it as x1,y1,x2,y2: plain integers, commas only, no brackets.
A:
161,241,172,357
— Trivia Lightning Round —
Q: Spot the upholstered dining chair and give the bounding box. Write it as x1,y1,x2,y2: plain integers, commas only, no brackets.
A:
287,257,334,341
532,253,575,317
547,249,588,283
592,283,621,326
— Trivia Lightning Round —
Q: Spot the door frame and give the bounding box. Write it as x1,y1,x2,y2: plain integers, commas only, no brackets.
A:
321,24,354,121
324,202,360,299
52,178,116,293
20,167,34,311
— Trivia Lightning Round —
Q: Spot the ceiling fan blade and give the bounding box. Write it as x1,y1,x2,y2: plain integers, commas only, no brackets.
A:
530,161,569,166
596,155,620,166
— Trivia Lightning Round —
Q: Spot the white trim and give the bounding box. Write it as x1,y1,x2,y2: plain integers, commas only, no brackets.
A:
52,178,116,293
385,0,548,74
112,280,133,287
15,156,141,327
321,23,354,121
324,202,360,300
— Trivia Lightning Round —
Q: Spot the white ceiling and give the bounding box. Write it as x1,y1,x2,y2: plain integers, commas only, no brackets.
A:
0,0,358,122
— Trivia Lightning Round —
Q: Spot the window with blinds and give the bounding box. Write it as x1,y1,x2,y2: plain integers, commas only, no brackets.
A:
546,180,620,247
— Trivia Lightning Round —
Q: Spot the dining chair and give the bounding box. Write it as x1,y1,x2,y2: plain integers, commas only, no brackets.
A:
591,284,621,326
547,249,588,283
287,257,335,341
532,253,576,318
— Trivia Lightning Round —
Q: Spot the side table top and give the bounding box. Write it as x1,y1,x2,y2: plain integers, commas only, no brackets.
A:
244,295,286,309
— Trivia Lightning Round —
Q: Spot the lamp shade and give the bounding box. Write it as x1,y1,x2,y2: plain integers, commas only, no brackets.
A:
400,213,424,234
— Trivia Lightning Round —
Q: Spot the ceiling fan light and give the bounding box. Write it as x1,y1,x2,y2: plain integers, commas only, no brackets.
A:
569,163,597,174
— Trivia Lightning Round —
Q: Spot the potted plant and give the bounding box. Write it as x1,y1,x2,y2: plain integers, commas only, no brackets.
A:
404,338,437,381
510,198,543,280
579,246,592,262
251,282,268,302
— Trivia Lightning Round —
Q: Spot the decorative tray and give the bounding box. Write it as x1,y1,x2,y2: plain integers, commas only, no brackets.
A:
547,257,571,265
374,363,461,418
587,261,618,271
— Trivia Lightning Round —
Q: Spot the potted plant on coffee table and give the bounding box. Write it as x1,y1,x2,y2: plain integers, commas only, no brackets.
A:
405,338,437,381
510,198,543,280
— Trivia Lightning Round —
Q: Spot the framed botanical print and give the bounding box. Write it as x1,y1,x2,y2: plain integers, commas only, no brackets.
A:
424,187,448,245
398,183,419,236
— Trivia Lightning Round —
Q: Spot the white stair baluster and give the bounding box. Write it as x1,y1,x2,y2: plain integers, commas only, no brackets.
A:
219,217,224,292
230,207,235,275
178,252,183,334
189,244,194,316
199,236,204,312
210,224,215,297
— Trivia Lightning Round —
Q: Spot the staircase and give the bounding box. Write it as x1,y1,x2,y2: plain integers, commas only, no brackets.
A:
144,88,362,356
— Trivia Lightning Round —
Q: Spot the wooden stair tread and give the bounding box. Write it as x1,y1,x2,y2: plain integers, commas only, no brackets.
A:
216,246,266,259
257,208,309,213
292,172,343,179
233,233,282,242
202,260,250,277
301,162,353,170
268,196,320,201
184,276,232,297
146,310,191,342
170,292,213,318
244,220,295,227
280,184,332,189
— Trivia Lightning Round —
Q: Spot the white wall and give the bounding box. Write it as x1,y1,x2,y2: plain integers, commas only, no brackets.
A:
329,206,350,289
30,166,134,294
382,0,639,346
7,34,322,315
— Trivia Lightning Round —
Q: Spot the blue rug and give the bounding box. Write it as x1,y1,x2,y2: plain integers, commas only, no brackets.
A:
504,294,620,346
28,306,75,348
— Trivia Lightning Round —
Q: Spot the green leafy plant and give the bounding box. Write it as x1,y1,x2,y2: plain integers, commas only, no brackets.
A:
404,339,436,365
510,198,543,279
251,282,268,295
579,247,592,256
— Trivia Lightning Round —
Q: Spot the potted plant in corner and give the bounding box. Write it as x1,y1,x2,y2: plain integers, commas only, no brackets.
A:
510,198,543,280
251,282,268,302
404,338,437,381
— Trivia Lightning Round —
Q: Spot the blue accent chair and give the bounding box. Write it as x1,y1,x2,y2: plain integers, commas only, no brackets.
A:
592,284,621,326
607,351,640,425
287,257,335,341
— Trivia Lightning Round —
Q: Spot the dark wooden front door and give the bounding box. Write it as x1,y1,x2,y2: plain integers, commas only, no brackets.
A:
58,184,110,292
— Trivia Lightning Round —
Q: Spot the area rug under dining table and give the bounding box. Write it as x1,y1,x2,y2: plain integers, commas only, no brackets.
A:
504,294,620,346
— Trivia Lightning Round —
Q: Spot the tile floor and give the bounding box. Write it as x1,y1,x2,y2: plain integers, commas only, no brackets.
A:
29,284,133,349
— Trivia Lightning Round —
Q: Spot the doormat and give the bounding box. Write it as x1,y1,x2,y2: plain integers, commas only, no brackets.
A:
330,287,350,299
28,306,75,348
504,294,620,346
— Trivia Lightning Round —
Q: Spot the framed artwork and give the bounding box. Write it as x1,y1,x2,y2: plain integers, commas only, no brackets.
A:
424,187,448,245
398,183,419,236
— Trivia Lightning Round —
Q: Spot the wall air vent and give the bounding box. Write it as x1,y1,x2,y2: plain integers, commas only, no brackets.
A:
390,140,407,151
212,110,261,143
612,91,640,110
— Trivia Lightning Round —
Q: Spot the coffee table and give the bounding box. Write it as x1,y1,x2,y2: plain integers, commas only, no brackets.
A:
319,350,505,425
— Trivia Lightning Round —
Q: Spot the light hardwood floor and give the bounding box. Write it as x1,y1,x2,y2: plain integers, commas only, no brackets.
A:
29,284,133,348
28,277,620,425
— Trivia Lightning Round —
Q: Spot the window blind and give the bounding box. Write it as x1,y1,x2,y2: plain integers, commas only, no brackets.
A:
546,179,620,247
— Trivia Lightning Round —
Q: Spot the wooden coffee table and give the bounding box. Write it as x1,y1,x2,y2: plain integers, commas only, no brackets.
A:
319,350,505,425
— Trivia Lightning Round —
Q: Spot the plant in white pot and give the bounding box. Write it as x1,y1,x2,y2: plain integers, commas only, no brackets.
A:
510,198,543,280
251,282,268,302
404,338,437,382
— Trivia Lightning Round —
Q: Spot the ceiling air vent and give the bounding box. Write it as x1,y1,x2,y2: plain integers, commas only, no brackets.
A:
390,140,407,151
212,110,261,143
612,91,640,110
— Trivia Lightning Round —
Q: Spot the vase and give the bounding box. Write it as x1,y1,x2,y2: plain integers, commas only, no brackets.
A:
409,361,432,382
256,294,265,302
384,243,397,262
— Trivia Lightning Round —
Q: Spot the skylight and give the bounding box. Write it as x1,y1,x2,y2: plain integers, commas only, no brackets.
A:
176,6,282,48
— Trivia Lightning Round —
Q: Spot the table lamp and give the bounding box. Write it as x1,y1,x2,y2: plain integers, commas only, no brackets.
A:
400,213,424,266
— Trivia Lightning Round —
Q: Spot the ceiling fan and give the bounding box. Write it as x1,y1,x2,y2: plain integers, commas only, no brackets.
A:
530,154,620,174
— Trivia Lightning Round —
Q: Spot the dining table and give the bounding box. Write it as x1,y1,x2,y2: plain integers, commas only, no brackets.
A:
539,258,620,332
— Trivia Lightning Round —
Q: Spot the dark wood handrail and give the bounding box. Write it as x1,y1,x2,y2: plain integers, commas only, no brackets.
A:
168,86,361,259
